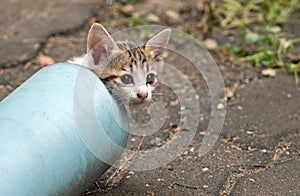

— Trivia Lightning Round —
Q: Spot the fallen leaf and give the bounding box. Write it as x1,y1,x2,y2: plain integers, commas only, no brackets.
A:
233,80,242,90
225,81,243,99
150,137,162,147
23,62,31,70
6,84,14,91
225,87,234,98
88,17,98,25
37,54,55,67
147,190,155,196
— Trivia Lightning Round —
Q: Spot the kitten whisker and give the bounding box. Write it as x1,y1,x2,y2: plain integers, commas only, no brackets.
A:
114,98,129,104
114,98,129,109
152,92,173,97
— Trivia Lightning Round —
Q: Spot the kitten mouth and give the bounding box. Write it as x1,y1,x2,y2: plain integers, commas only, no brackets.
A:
130,99,147,105
132,100,144,105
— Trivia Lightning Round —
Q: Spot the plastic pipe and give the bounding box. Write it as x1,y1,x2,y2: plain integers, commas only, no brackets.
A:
0,63,128,195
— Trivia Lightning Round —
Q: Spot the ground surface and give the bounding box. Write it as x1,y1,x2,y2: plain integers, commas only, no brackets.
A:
0,0,299,195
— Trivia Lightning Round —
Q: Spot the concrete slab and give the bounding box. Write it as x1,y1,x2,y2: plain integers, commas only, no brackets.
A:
222,74,300,150
231,159,300,196
0,0,101,68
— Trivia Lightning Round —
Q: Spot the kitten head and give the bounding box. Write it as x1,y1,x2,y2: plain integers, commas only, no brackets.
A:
84,23,171,105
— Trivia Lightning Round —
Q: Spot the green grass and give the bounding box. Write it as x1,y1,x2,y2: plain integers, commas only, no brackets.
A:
128,18,149,27
204,0,300,83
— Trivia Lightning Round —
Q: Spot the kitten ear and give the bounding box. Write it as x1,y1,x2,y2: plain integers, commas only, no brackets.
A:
87,23,119,65
145,29,171,61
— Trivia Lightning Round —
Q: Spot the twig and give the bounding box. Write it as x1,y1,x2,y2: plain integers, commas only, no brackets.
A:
105,136,145,186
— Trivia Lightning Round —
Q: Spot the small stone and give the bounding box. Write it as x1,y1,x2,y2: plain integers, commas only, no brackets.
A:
237,106,243,110
121,5,133,14
261,68,276,77
132,12,141,18
217,103,224,110
189,147,195,152
128,171,135,175
233,136,240,142
130,137,136,142
170,99,179,106
33,43,40,50
199,131,206,136
202,38,218,50
166,10,180,22
146,13,160,22
202,167,209,172
203,185,209,188
246,131,254,135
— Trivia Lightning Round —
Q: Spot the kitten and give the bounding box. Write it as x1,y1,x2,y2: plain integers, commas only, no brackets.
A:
69,23,171,105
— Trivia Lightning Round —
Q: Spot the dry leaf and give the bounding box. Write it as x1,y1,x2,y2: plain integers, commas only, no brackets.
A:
23,62,31,70
150,137,162,147
233,80,242,90
88,17,98,25
225,87,234,98
147,190,155,196
225,80,243,99
37,54,55,67
6,84,14,91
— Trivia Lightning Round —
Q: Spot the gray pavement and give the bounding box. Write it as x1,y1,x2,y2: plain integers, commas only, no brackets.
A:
0,0,100,68
0,0,299,195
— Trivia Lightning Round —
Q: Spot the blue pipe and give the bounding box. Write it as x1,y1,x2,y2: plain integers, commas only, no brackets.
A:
0,63,128,195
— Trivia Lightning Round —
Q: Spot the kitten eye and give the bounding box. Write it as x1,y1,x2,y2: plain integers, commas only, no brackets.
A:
120,74,134,84
146,73,156,85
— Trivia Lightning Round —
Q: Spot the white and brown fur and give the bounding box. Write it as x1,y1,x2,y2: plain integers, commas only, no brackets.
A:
69,23,171,105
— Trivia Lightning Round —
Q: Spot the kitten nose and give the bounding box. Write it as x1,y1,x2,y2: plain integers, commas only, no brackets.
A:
137,92,148,101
